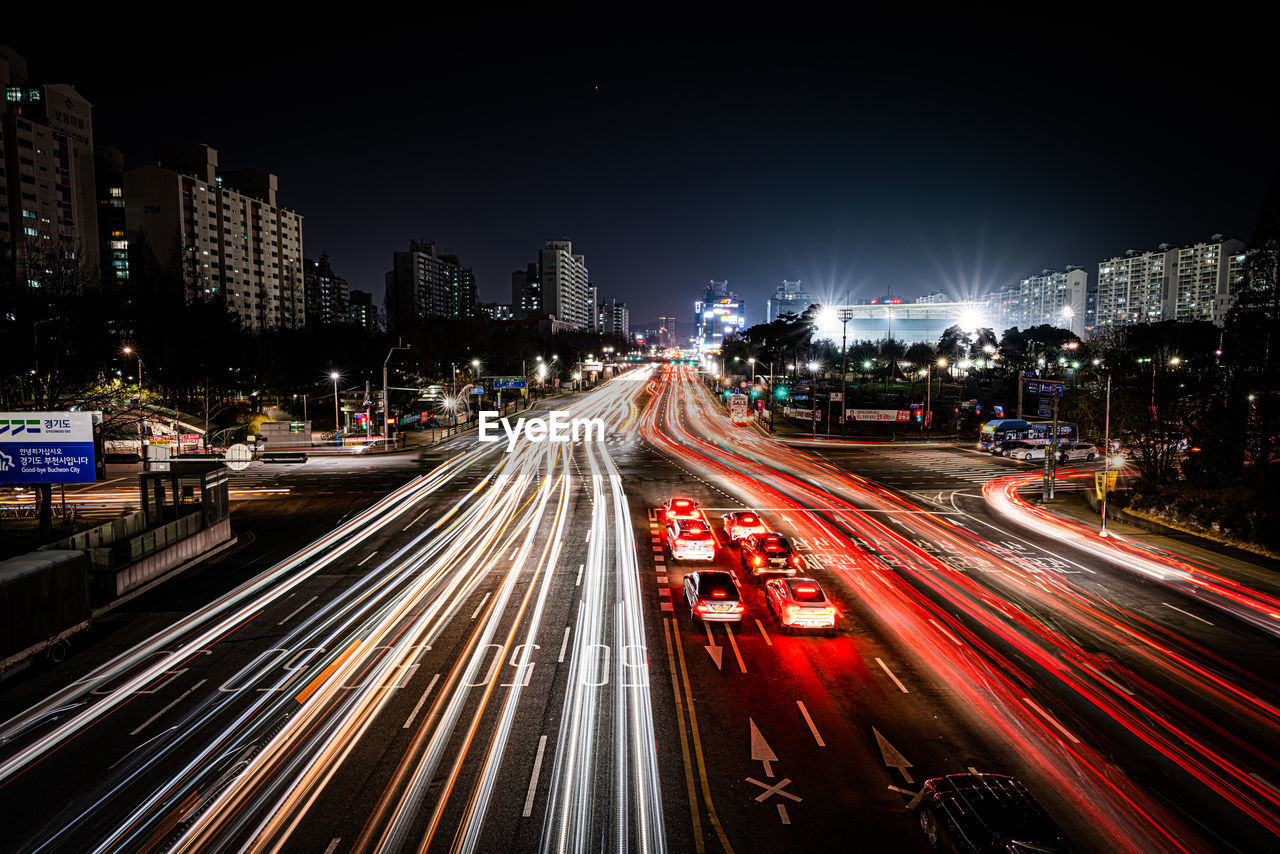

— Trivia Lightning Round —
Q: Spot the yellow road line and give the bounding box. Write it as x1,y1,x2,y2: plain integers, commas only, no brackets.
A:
672,618,736,853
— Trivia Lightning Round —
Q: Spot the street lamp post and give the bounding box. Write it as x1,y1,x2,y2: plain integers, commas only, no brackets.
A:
123,346,143,401
330,372,341,447
384,345,411,446
808,361,820,437
1101,373,1112,537
838,307,854,440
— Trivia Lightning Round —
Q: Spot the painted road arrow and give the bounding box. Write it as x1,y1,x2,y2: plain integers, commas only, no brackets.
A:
704,623,723,669
873,727,914,783
750,718,779,778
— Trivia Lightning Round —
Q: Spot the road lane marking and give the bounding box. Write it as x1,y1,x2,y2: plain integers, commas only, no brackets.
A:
277,595,319,626
576,563,584,586
777,804,790,824
1163,602,1215,626
558,626,571,662
663,619,706,853
357,551,378,566
755,618,773,646
669,618,735,853
746,777,802,803
796,701,825,746
928,618,964,646
1022,696,1080,743
968,766,979,774
725,623,747,673
523,734,548,816
471,591,492,620
130,679,208,736
323,839,341,854
659,588,671,597
402,508,431,530
875,658,909,693
403,673,440,728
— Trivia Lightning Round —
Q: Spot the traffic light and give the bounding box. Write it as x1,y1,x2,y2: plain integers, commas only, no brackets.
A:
910,403,922,422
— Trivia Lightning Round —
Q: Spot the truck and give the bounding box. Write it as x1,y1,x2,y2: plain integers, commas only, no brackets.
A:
727,394,752,425
1,550,91,679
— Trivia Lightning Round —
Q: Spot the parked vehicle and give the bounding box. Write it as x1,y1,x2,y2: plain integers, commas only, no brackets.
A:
1,550,91,679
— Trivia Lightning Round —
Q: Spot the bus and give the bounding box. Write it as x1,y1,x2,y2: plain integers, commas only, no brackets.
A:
978,419,1077,452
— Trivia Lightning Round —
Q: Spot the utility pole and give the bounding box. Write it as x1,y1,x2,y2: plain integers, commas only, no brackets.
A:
1101,374,1112,537
839,308,853,440
925,363,932,439
1017,370,1024,420
384,344,411,444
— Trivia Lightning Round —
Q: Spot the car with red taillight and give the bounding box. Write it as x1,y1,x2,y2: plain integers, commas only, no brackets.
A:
722,510,767,542
662,497,702,523
683,570,745,623
666,518,716,563
765,577,838,635
739,532,800,579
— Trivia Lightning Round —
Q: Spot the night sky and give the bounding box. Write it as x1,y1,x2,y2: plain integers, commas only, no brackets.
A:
12,15,1278,329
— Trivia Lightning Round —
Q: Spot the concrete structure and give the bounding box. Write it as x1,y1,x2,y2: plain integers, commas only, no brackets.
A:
385,240,476,334
510,262,540,319
766,280,812,321
479,302,514,320
601,297,629,337
695,280,745,351
124,143,306,332
1170,236,1246,324
1095,246,1178,331
348,289,378,332
304,253,348,327
1,45,99,294
95,145,131,335
539,240,591,330
915,290,948,304
989,267,1088,337
587,282,600,332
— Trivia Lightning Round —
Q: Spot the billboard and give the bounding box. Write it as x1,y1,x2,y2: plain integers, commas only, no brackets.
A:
493,377,528,390
0,412,97,483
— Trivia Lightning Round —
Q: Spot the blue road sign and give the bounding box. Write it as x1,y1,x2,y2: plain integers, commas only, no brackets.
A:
0,412,96,483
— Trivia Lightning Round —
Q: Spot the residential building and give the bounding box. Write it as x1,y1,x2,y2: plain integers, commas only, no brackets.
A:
124,143,306,332
656,316,678,348
348,289,378,332
479,302,514,320
95,145,131,333
1095,246,1178,331
766,280,812,322
989,267,1088,337
539,239,591,329
601,298,629,337
1170,235,1246,324
304,252,348,327
587,282,600,333
1,45,99,294
510,262,540,319
916,290,948,304
385,240,477,334
695,280,745,351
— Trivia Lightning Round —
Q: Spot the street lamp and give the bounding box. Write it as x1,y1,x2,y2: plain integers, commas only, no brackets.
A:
122,346,143,401
807,361,821,437
837,307,854,440
330,371,341,447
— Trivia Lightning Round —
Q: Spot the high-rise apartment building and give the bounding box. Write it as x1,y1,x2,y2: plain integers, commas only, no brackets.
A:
539,240,591,330
601,298,629,337
587,282,600,333
511,262,540,319
124,143,306,332
695,280,745,350
1170,235,1246,324
656,316,678,348
1,45,99,294
385,241,477,334
989,267,1088,337
348,289,378,332
766,280,812,322
304,253,348,327
1095,246,1178,330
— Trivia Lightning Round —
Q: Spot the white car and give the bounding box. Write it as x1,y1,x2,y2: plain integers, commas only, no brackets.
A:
765,577,838,635
666,518,716,563
1010,443,1050,462
1057,442,1098,463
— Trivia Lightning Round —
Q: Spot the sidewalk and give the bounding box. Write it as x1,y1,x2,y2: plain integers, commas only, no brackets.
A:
1032,488,1280,598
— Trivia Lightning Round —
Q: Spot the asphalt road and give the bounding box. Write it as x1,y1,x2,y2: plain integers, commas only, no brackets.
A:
3,367,1279,853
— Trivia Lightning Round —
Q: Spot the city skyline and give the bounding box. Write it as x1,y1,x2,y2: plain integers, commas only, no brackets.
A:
7,16,1276,327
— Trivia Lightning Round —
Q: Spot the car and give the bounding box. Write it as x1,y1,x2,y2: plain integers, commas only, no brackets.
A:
662,496,702,522
1056,441,1098,463
739,532,801,579
992,439,1029,456
683,570,744,623
666,518,716,563
722,510,767,542
915,773,1069,853
765,577,837,634
1009,443,1050,462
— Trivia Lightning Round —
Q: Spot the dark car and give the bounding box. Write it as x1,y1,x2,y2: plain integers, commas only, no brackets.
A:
683,570,745,623
915,773,1069,853
739,532,800,579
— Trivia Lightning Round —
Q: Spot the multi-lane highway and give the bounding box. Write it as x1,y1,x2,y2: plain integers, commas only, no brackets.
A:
2,363,1279,853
